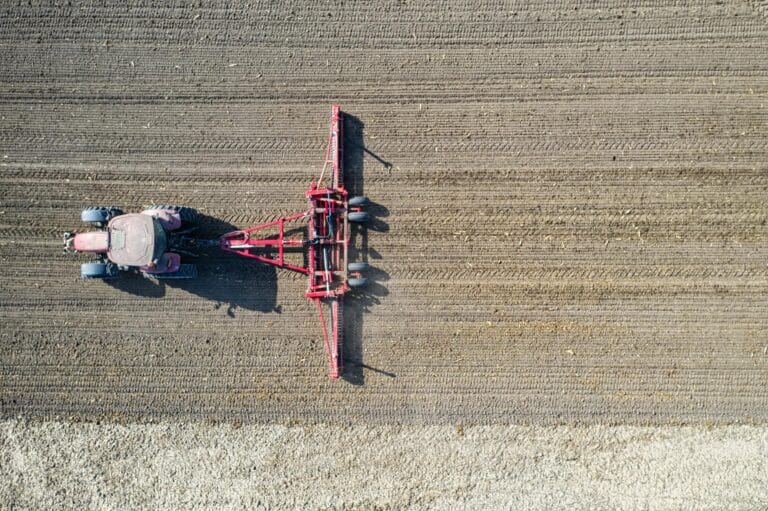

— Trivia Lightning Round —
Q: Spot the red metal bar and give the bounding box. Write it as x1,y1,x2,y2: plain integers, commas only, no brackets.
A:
222,211,308,239
224,251,309,275
219,210,311,275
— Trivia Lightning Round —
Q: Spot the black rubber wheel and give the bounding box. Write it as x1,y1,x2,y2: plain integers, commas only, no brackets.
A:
348,196,369,207
81,207,123,226
81,262,118,279
348,211,370,223
149,205,199,224
348,277,368,288
152,263,197,279
348,262,370,272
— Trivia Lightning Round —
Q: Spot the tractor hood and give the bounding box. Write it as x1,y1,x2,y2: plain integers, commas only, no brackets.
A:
107,214,166,266
72,230,109,253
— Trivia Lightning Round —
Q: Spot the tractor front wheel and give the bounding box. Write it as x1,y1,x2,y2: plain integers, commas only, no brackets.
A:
81,207,123,227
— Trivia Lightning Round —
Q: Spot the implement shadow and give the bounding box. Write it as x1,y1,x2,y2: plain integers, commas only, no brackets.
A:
105,214,279,316
342,112,393,385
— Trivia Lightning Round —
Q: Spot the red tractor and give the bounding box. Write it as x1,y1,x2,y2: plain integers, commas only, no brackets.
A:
65,105,369,379
64,205,199,279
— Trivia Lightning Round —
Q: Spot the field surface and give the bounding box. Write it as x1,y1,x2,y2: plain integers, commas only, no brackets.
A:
3,420,767,509
1,1,767,425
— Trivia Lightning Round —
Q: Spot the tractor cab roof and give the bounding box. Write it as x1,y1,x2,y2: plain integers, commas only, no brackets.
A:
107,214,166,266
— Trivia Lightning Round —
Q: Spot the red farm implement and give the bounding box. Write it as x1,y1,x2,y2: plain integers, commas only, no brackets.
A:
66,105,370,379
217,105,370,378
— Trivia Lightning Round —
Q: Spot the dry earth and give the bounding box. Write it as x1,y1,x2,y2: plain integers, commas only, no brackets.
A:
2,420,768,510
0,1,767,426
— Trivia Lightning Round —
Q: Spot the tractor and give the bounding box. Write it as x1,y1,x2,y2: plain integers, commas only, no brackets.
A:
64,205,199,279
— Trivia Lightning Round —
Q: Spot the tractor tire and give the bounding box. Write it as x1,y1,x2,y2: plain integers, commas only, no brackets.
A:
149,205,198,224
348,211,370,223
348,196,369,207
81,262,118,279
348,262,370,272
153,263,197,279
348,277,368,288
81,207,123,226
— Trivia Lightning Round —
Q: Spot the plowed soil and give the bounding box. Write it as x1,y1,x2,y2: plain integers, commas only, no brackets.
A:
1,1,767,425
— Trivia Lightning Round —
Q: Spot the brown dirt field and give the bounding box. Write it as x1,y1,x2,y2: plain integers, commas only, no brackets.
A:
0,1,767,425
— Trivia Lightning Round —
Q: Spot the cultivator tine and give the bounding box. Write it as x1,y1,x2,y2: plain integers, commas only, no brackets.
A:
315,298,341,379
330,298,342,379
317,105,341,189
330,104,342,190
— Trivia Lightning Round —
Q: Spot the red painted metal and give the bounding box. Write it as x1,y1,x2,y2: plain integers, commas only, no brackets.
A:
72,230,109,253
142,252,181,274
141,208,182,231
218,105,350,379
219,211,310,274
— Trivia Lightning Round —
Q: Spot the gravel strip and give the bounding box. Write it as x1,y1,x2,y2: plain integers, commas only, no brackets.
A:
2,420,767,510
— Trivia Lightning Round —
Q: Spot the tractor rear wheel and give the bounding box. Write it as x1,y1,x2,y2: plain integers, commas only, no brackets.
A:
348,277,368,288
348,262,370,272
81,262,118,279
348,211,369,223
81,207,123,226
152,263,197,279
150,205,198,224
348,196,369,207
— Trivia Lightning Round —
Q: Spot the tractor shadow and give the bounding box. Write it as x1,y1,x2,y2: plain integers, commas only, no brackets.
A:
105,214,279,316
342,112,394,385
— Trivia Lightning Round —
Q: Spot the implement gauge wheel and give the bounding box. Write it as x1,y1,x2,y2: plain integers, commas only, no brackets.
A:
349,196,369,207
348,262,370,272
348,211,369,223
348,277,368,288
